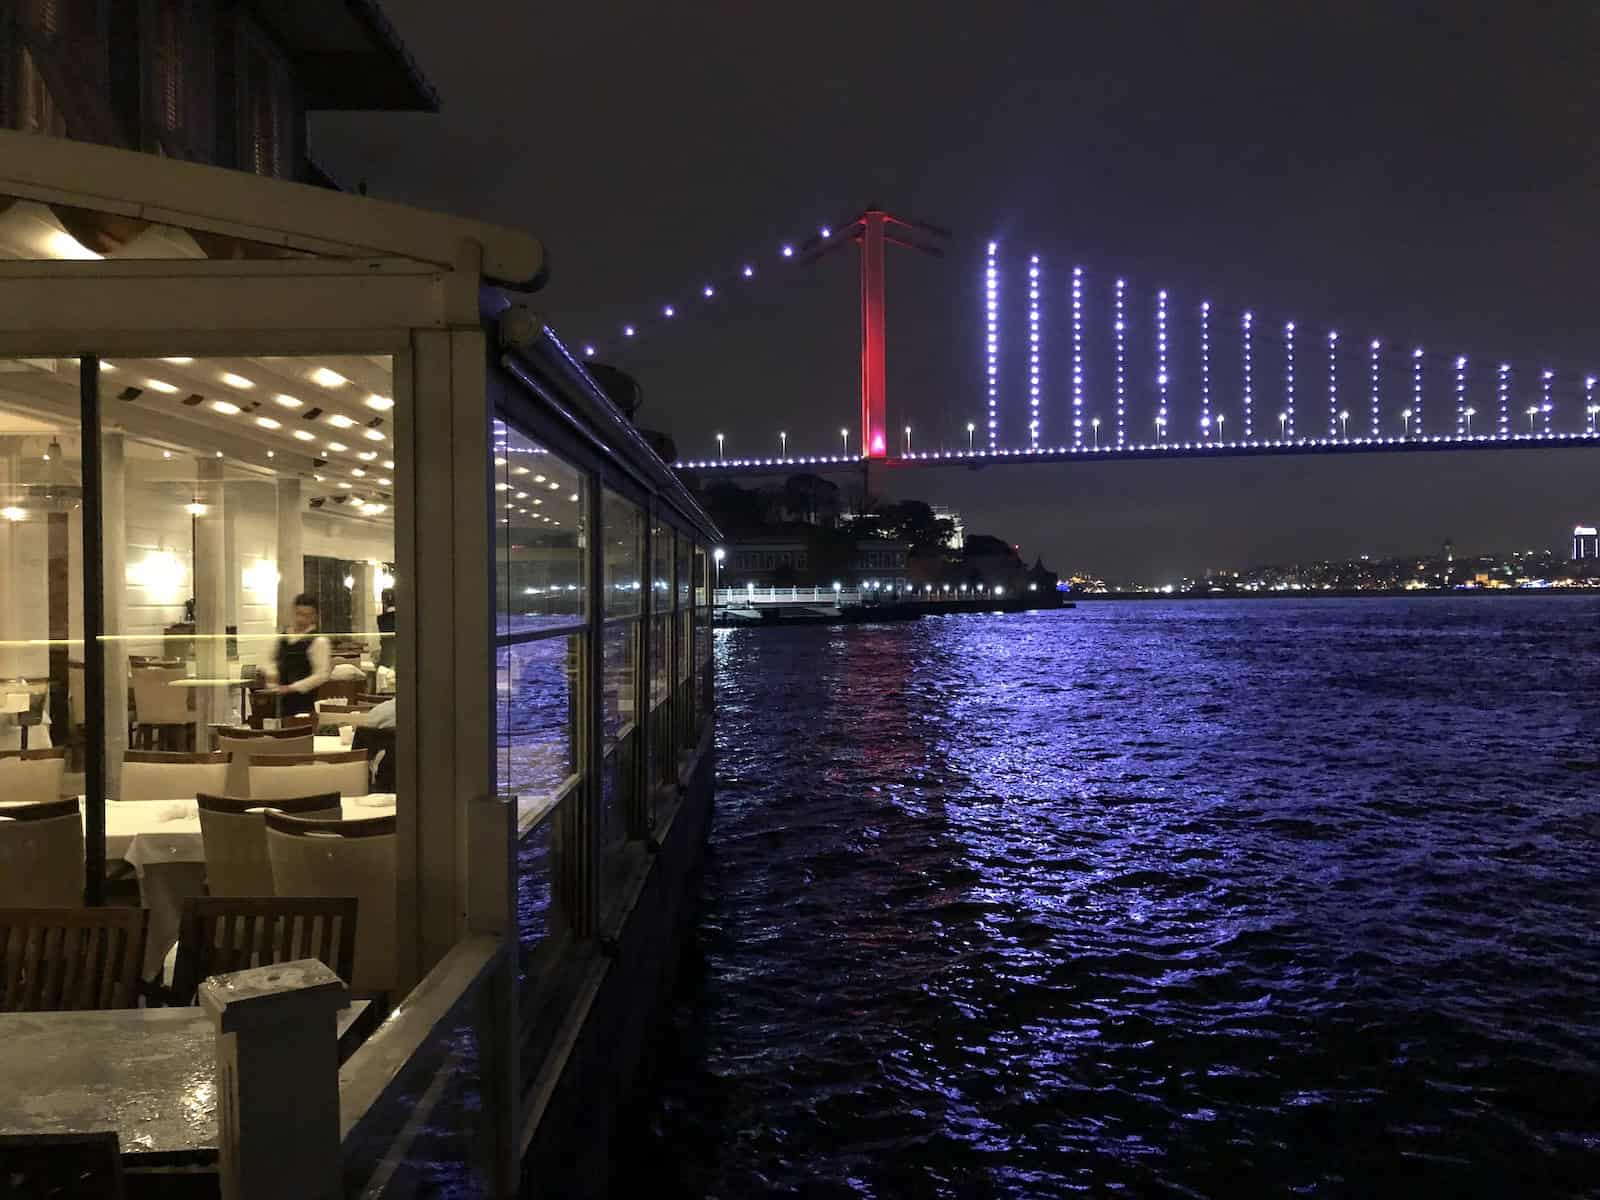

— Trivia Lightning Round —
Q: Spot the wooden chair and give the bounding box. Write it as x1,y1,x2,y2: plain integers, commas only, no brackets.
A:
0,798,82,907
265,812,395,994
168,895,358,1005
248,751,370,800
0,747,67,805
196,793,342,898
316,676,365,706
213,726,314,797
0,908,148,1011
129,666,193,750
119,750,229,802
0,1132,126,1198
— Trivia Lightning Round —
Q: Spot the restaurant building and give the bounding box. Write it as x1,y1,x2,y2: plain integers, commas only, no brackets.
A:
0,18,717,1193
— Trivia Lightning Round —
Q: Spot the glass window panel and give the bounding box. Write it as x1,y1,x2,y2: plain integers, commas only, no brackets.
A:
650,516,672,615
676,531,692,609
493,423,587,637
602,620,638,748
496,634,581,803
603,490,642,618
0,357,83,836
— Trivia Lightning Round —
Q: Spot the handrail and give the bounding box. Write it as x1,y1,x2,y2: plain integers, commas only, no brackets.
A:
517,773,579,837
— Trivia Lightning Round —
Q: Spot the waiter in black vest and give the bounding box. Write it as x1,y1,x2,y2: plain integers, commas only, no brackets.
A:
268,593,332,717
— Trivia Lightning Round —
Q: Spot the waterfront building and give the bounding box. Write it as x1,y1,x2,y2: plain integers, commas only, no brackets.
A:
930,503,966,549
1573,524,1598,560
725,535,909,589
0,13,717,1196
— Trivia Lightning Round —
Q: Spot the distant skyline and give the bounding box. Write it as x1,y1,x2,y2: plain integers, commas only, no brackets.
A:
313,2,1600,576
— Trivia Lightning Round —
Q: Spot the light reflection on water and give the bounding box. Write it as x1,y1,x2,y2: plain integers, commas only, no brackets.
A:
630,597,1600,1197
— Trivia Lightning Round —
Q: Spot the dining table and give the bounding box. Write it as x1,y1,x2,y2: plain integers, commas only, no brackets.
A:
0,793,397,979
0,1002,371,1167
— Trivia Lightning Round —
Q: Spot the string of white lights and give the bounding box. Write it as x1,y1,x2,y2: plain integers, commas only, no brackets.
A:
1156,289,1169,442
1327,331,1339,438
1412,348,1424,436
1454,356,1467,436
1284,322,1296,439
1200,301,1211,438
1115,279,1127,448
1241,311,1254,440
1028,255,1041,448
1369,340,1381,438
1541,369,1554,434
1588,376,1598,435
1072,267,1085,449
1497,363,1510,437
986,242,999,451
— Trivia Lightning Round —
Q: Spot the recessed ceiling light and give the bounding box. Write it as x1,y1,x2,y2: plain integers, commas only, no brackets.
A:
569,493,578,501
255,416,281,430
533,497,543,506
209,400,241,416
493,457,507,466
219,372,254,389
310,368,348,388
161,357,193,365
365,394,394,411
145,379,179,394
266,450,275,458
363,429,385,442
376,476,391,485
293,430,316,442
358,451,377,461
161,450,172,459
514,491,527,500
351,468,366,477
513,466,529,476
326,414,355,429
494,483,509,491
361,503,386,516
313,474,325,482
533,474,547,483
381,460,393,469
274,394,302,408
547,482,559,491
326,441,348,452
338,481,352,489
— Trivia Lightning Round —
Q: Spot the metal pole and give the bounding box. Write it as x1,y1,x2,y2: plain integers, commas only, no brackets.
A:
79,356,105,905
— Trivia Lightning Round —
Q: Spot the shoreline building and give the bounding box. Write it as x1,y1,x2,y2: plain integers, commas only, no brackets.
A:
0,7,716,1196
1573,524,1598,560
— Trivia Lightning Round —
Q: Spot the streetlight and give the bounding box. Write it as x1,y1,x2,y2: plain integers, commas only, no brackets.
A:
1526,405,1539,433
716,432,724,460
904,425,912,455
1338,409,1349,438
1402,408,1412,435
1154,415,1166,442
1465,406,1476,436
713,547,725,586
1216,413,1226,439
840,427,849,456
1278,412,1287,439
780,430,787,457
1091,417,1100,449
966,421,976,452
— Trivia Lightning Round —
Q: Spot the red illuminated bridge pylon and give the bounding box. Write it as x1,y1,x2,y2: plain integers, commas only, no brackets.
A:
797,207,949,460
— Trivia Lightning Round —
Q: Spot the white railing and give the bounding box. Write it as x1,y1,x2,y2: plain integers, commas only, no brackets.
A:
713,586,1013,608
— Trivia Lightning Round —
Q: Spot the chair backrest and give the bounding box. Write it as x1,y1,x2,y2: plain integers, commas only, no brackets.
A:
0,907,148,1011
248,752,369,800
214,727,315,796
196,792,342,898
317,676,366,704
0,798,81,908
0,1132,126,1199
130,666,190,725
352,727,396,793
169,895,358,1004
118,751,229,802
0,748,66,806
265,812,395,994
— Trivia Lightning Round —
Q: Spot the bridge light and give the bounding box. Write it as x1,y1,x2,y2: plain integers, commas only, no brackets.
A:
1498,363,1511,437
1115,279,1127,448
663,305,675,318
1241,311,1254,441
781,244,794,258
703,284,715,298
1029,254,1042,448
1072,266,1085,447
583,345,596,358
986,242,1000,451
623,325,635,338
1412,347,1425,436
1327,330,1340,438
742,264,754,278
1200,301,1212,437
1454,356,1468,437
1369,339,1381,439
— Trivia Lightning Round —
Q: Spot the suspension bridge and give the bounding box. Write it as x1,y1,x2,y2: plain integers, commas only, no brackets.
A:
572,206,1600,478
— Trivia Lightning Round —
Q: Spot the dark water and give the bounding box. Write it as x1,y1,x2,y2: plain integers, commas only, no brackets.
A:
629,598,1600,1198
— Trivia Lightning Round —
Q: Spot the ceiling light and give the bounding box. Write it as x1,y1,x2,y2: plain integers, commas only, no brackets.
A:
363,429,385,442
358,451,377,461
515,491,527,499
325,441,348,453
569,493,578,502
548,482,559,491
361,503,386,516
381,460,393,469
255,416,281,430
513,466,529,476
326,414,355,429
185,501,208,516
209,400,241,415
493,457,507,467
365,394,393,411
293,430,316,442
162,450,172,459
145,379,180,393
161,357,193,365
274,394,302,408
310,368,348,388
266,450,275,458
337,482,352,489
1,506,25,522
533,474,546,483
376,477,391,485
351,468,366,477
220,372,254,389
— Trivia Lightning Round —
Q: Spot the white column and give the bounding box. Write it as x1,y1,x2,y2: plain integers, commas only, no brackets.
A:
275,477,303,629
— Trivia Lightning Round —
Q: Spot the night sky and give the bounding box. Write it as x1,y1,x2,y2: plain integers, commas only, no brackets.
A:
313,2,1599,581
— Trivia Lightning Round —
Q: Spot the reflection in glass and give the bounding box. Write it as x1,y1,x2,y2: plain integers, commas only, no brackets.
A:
603,490,643,619
496,635,580,801
495,425,587,636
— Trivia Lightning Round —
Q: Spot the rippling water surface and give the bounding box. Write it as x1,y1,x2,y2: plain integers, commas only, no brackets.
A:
629,598,1600,1197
